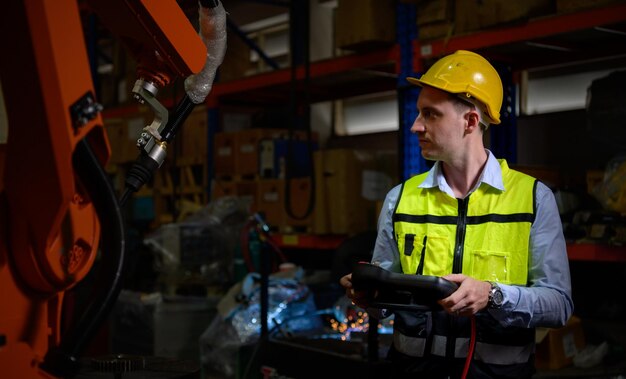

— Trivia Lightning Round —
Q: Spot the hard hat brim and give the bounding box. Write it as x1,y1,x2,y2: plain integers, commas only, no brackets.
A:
406,77,423,87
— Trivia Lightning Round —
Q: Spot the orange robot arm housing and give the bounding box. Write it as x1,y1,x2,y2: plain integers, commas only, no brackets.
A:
0,1,207,378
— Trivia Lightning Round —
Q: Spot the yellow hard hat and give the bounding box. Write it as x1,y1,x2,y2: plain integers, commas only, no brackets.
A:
407,50,503,124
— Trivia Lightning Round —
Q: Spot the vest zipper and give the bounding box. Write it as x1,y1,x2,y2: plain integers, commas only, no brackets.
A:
447,197,469,360
453,197,469,274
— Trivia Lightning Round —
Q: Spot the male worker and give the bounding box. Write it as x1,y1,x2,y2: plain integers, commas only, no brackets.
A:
340,50,573,379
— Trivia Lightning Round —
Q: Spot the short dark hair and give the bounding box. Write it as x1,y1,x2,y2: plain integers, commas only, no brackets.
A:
448,93,489,132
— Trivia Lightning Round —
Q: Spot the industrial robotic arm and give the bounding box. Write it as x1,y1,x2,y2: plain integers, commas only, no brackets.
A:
0,1,225,378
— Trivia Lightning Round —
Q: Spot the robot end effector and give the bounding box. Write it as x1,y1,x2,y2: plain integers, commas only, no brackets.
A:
98,0,227,204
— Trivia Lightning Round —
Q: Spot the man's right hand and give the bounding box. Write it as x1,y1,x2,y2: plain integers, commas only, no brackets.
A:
339,273,372,309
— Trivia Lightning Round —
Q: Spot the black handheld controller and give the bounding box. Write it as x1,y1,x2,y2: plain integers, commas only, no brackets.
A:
351,262,458,311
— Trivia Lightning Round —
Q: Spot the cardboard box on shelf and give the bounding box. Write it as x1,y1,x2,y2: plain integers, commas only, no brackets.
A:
236,180,259,213
234,129,285,177
335,0,396,52
218,28,255,82
418,21,455,41
417,0,453,26
211,179,238,200
255,177,313,232
556,0,623,14
455,0,554,34
258,137,317,179
256,178,285,229
415,0,455,41
313,149,397,235
213,132,237,176
535,315,586,370
177,105,208,162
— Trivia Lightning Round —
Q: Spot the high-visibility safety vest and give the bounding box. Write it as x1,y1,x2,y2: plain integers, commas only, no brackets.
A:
391,159,538,368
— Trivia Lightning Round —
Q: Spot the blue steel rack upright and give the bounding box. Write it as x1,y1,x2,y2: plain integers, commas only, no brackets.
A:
489,63,517,164
397,2,428,181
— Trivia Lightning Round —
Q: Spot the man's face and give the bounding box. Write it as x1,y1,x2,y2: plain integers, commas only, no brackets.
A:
410,86,468,161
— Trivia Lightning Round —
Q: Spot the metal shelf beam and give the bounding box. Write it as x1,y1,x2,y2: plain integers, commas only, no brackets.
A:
414,2,626,69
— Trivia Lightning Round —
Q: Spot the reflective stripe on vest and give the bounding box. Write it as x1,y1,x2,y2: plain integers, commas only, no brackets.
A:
393,330,533,365
393,159,536,284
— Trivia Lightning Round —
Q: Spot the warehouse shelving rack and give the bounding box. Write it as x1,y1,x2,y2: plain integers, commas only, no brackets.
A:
97,2,626,260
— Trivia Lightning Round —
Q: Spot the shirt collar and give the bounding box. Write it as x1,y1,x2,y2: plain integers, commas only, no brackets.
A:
418,150,505,196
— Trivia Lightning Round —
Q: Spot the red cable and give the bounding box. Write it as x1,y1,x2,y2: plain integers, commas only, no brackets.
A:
461,315,477,379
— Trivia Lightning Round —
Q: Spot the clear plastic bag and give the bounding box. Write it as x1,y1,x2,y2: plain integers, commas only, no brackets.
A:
591,155,626,215
143,196,251,294
199,269,321,378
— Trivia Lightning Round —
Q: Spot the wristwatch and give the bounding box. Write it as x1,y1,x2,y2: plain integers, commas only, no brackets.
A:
487,281,504,309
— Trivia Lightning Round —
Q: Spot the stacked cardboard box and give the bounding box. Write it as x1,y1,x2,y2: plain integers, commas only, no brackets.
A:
416,0,455,41
335,0,396,52
535,316,587,370
312,148,398,235
212,129,319,232
455,0,554,34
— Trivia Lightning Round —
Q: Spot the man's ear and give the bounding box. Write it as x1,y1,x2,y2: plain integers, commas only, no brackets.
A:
464,110,481,134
